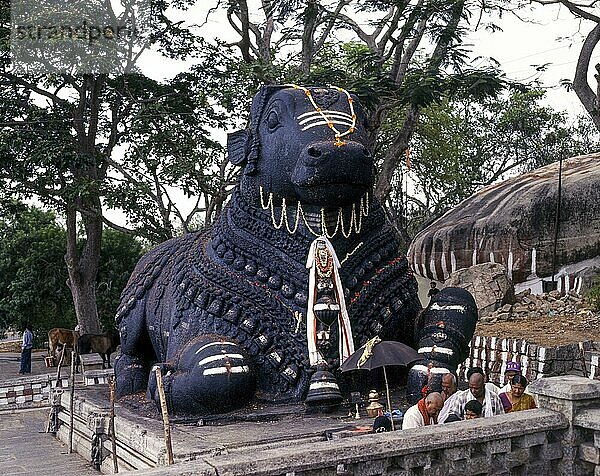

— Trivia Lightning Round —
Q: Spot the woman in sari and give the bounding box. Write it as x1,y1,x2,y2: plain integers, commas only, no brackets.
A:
499,375,537,413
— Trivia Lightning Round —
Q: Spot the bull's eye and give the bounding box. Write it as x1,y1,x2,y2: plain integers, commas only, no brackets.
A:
266,110,280,131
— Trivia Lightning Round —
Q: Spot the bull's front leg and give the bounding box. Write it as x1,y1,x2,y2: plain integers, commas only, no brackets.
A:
146,335,256,415
115,302,155,397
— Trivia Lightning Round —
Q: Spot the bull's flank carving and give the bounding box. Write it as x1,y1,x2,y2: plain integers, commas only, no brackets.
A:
115,85,471,415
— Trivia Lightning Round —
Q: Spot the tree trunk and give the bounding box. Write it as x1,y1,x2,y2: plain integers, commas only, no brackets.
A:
65,199,103,335
574,23,600,131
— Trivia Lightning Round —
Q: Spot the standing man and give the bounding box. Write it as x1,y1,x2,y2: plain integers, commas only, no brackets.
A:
19,323,33,375
402,392,444,429
427,282,440,304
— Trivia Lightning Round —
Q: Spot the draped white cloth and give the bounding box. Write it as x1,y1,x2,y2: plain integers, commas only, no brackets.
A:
306,236,355,367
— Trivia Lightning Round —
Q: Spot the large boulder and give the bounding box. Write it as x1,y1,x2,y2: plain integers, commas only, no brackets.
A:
408,155,600,287
444,262,514,317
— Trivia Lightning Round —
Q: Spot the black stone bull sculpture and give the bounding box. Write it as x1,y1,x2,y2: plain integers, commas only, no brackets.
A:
114,84,477,414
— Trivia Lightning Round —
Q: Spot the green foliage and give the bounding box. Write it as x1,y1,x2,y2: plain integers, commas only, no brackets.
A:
587,278,600,312
387,88,600,240
0,201,73,343
0,201,145,342
96,229,146,330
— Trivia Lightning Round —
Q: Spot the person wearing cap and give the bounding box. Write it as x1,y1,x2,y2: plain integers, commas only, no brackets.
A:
499,375,537,413
499,361,522,393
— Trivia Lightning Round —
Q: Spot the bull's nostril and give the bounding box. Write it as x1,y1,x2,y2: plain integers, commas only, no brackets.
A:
308,147,322,158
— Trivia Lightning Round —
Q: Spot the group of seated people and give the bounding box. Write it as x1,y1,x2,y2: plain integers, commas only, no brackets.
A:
377,361,536,431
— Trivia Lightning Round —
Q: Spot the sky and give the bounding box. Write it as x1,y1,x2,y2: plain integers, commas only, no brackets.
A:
136,2,596,118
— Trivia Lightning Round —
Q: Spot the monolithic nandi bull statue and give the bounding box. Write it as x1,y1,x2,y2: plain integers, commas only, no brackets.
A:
115,84,476,414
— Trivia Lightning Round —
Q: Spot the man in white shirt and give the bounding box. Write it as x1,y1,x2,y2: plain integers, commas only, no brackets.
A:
402,392,444,429
439,373,504,423
441,373,458,401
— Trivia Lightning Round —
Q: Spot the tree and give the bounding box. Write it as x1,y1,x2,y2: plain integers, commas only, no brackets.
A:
208,0,511,204
529,1,600,131
0,202,73,342
385,88,599,243
0,0,216,332
96,229,146,331
0,201,146,342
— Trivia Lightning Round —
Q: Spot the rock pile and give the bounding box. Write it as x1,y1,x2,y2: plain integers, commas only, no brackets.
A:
479,289,593,323
444,262,514,317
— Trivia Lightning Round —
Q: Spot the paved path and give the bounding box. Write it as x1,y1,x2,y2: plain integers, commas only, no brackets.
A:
0,351,50,378
0,409,98,476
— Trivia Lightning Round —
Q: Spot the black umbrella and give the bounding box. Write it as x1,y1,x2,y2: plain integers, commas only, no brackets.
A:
340,337,420,430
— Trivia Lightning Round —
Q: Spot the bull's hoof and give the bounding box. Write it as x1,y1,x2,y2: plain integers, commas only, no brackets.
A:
149,336,256,415
114,355,148,398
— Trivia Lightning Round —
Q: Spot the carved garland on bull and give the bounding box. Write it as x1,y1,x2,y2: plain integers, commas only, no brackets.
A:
114,84,478,415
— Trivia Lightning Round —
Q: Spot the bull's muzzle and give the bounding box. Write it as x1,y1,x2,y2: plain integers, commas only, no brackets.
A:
291,141,373,201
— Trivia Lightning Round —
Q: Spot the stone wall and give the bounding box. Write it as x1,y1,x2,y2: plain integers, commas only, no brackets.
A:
459,335,598,385
53,376,600,475
0,374,68,410
136,410,568,476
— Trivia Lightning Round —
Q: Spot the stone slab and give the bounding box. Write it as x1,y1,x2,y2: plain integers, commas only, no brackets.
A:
579,442,600,465
130,409,567,475
574,409,600,431
529,375,600,400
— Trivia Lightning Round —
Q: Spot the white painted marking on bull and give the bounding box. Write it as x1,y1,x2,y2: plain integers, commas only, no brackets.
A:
203,365,249,376
195,341,237,355
298,110,354,121
410,365,451,374
309,382,340,390
430,303,465,312
418,346,453,356
298,112,353,126
198,354,244,367
450,251,457,273
301,119,354,131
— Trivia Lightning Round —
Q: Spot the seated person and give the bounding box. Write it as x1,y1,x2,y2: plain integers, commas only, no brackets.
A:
441,373,458,401
499,375,537,413
402,392,444,429
499,361,522,393
467,366,499,394
372,415,392,433
444,414,462,423
464,399,483,419
438,373,504,422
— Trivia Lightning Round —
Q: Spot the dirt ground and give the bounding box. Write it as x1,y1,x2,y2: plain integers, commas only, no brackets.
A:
475,309,600,347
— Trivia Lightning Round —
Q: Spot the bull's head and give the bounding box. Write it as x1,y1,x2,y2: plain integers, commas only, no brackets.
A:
228,84,374,207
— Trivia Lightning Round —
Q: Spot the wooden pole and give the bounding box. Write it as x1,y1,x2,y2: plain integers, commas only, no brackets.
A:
68,350,76,453
382,366,394,431
109,377,119,473
154,367,174,465
55,344,66,384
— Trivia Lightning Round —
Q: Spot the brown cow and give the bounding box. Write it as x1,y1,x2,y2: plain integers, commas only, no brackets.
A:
76,330,120,371
48,327,78,361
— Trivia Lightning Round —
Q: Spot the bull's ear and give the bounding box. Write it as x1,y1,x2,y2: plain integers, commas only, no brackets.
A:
227,130,249,166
